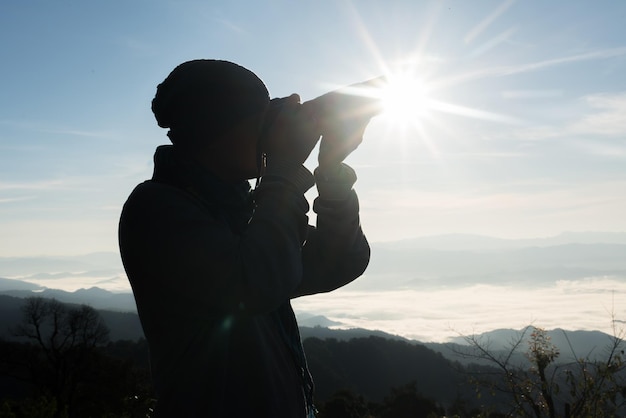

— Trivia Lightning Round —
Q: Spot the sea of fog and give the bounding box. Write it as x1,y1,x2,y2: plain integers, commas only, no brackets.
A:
21,272,626,343
292,276,626,342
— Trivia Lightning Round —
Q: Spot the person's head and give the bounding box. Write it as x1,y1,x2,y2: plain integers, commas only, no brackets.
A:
151,59,270,180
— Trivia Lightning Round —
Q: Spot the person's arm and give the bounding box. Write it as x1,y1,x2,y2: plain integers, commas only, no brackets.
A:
291,81,380,297
293,163,370,297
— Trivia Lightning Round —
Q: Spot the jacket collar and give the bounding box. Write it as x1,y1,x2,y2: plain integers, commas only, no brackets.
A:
152,145,253,232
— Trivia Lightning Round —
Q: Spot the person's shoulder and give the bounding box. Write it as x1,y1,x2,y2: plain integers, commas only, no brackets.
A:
130,179,183,195
126,180,185,201
122,180,203,215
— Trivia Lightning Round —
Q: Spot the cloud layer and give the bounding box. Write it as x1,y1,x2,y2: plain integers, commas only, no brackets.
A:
292,276,626,343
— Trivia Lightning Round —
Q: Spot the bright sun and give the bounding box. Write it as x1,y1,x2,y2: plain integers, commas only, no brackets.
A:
379,73,432,125
316,68,435,131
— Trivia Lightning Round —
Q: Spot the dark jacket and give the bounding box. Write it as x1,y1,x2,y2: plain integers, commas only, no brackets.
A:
119,145,370,417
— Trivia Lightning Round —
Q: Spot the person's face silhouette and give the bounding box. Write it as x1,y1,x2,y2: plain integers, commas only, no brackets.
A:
200,109,266,182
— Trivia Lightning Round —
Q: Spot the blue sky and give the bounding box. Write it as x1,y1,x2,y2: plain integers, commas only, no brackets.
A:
1,0,626,256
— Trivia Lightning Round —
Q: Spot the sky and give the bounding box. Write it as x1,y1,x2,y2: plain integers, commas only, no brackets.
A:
1,0,626,258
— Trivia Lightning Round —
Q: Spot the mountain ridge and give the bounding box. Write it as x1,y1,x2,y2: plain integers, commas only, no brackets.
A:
1,231,624,345
374,231,626,251
0,294,619,366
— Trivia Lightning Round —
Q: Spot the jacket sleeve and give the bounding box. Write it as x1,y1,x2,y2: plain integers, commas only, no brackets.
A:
293,163,370,297
119,160,314,315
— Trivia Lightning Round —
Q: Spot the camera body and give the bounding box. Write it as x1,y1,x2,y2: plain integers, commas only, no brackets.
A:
307,77,384,136
260,77,384,144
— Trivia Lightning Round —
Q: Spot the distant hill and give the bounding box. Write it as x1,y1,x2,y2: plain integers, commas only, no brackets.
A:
362,241,626,289
2,232,625,293
303,335,469,404
296,312,343,328
425,326,620,366
300,326,408,342
446,326,617,355
0,295,143,342
0,285,137,312
0,277,43,292
0,294,401,344
1,293,619,367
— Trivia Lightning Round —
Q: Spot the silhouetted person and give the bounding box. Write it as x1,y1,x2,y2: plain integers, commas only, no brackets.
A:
119,59,372,418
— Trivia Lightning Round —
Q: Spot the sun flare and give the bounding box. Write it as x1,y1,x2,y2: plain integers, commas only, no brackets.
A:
379,73,433,125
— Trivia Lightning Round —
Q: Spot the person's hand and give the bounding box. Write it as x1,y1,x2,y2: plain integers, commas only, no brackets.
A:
308,78,384,170
317,114,370,170
263,94,321,166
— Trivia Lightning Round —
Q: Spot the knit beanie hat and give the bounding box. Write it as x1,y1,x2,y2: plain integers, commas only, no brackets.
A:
152,59,270,146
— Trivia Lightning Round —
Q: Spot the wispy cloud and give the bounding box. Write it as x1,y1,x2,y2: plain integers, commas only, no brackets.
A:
212,17,247,34
501,89,564,99
0,196,36,204
469,26,519,58
43,128,118,140
429,99,522,124
575,142,626,158
430,151,528,160
434,47,626,89
0,178,86,192
0,120,117,140
505,91,626,142
495,48,626,76
464,0,516,44
569,92,626,137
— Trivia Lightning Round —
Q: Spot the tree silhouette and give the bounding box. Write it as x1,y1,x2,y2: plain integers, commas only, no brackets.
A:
457,325,626,417
317,389,370,418
379,381,444,418
304,335,464,405
9,297,110,417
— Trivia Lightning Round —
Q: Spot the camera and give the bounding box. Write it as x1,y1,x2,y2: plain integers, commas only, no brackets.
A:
307,77,385,135
260,77,385,144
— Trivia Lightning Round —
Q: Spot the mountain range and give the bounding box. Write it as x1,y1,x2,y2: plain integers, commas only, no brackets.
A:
363,233,626,289
2,231,625,292
0,278,136,311
0,289,621,367
1,231,624,347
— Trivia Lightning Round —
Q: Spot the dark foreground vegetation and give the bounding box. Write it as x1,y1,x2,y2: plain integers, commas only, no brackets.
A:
1,297,625,417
